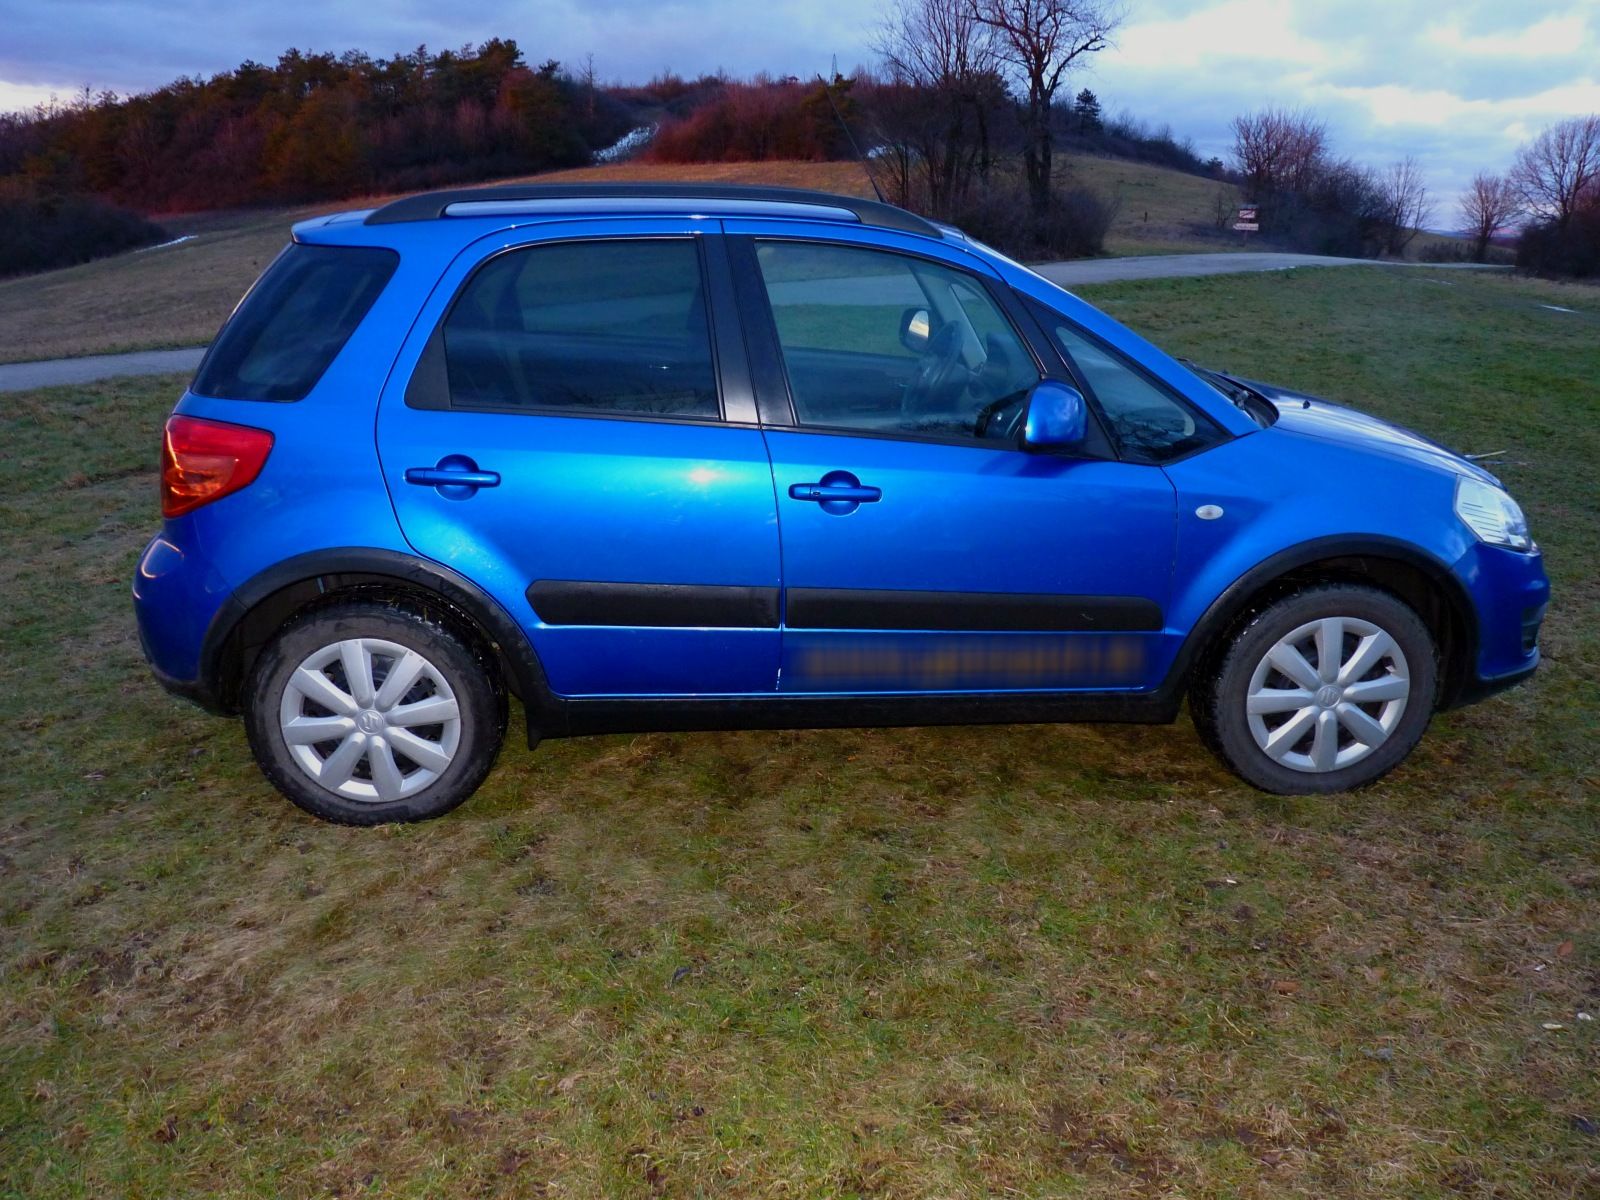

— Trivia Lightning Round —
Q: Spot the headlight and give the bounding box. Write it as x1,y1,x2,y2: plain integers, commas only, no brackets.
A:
1455,477,1532,551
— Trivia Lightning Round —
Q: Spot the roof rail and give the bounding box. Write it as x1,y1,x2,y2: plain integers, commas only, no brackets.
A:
363,182,940,237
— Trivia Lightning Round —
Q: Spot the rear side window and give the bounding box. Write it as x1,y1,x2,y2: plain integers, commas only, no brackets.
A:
193,244,397,402
438,238,719,419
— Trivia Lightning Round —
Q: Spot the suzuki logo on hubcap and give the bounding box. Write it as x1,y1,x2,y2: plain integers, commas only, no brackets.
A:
356,709,384,734
1315,685,1342,708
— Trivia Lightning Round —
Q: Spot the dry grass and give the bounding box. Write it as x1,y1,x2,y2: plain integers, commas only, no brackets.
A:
0,156,1240,366
0,162,876,367
1064,155,1241,256
1,267,1597,1197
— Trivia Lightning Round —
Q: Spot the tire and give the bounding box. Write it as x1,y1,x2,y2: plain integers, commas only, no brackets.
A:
243,601,506,824
1191,584,1438,794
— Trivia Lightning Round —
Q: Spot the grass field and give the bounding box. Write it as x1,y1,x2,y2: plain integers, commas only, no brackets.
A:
2,266,1597,1197
0,157,1243,366
1067,156,1240,257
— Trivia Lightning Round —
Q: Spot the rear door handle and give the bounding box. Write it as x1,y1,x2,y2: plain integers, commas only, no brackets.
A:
404,454,500,498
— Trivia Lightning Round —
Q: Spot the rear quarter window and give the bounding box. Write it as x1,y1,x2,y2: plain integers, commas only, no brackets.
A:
192,243,398,402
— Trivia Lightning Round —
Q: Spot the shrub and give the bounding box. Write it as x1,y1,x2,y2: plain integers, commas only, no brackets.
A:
944,181,1116,260
1416,239,1470,263
1517,207,1600,278
0,184,167,277
1070,110,1211,177
646,77,857,163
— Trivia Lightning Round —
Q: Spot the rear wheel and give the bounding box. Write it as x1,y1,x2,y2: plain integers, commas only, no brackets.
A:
244,602,505,824
1193,584,1438,794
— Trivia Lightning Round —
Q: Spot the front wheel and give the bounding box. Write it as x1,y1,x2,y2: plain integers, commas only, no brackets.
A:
244,601,506,824
1192,584,1438,794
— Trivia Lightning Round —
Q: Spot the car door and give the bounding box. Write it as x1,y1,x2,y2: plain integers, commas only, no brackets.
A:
377,220,781,697
725,226,1179,694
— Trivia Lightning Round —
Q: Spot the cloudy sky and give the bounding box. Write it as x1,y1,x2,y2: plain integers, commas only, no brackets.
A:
2,0,1597,218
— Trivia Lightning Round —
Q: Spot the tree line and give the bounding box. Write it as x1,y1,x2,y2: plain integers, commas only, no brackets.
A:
1223,105,1600,276
1494,114,1600,277
1227,107,1432,258
4,6,1596,279
0,40,632,212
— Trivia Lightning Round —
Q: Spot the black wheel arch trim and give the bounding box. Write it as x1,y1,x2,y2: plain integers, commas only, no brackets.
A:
197,547,565,732
1163,534,1480,707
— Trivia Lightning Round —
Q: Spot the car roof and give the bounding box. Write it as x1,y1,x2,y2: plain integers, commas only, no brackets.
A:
356,182,943,239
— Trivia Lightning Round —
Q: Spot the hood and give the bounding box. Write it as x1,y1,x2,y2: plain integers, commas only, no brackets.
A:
1222,373,1502,487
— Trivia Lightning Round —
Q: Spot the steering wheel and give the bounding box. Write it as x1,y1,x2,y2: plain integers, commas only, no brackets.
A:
901,322,969,420
1107,406,1190,453
973,390,1029,440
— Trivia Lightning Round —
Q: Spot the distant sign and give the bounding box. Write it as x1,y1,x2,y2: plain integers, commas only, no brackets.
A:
1238,206,1258,220
1233,221,1260,231
1234,204,1260,232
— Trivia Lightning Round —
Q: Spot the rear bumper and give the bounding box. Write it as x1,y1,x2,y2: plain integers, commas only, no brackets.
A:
147,659,230,714
132,532,234,715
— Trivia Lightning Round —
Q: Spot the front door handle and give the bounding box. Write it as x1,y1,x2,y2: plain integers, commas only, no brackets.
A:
404,454,500,499
788,470,881,515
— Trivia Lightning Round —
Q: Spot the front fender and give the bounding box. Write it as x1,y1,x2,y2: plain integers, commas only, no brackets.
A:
1160,430,1478,688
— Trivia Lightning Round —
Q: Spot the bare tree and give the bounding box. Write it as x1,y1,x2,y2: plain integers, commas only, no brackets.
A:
1373,155,1431,257
1511,114,1600,229
1230,106,1327,202
1460,170,1519,262
969,0,1124,217
580,52,598,120
875,0,1003,212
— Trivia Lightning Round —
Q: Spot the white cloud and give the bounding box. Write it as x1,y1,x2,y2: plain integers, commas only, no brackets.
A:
1088,1,1600,217
1115,0,1329,68
1425,13,1592,59
1321,77,1600,130
0,79,70,113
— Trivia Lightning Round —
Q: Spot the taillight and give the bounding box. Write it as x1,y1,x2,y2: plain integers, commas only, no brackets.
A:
160,415,274,517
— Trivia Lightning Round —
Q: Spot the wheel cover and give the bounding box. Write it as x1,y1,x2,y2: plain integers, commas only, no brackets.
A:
1245,616,1411,774
278,637,461,803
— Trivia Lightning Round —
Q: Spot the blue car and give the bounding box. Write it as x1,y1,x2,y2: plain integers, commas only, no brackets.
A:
133,184,1549,823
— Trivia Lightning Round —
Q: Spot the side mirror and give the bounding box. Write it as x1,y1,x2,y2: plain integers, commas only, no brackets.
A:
898,307,932,353
1023,380,1088,449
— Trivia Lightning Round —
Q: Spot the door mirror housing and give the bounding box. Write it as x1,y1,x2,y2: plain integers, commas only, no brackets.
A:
1022,380,1088,449
898,307,932,353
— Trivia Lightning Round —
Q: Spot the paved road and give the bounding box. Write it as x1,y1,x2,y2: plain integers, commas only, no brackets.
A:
0,347,205,393
0,253,1502,393
1034,251,1502,288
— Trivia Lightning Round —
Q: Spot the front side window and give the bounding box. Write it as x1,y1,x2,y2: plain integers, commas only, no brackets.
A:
754,241,1039,442
442,238,718,418
193,243,397,402
1049,322,1224,462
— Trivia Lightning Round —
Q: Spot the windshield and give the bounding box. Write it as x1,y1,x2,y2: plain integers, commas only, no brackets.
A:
1182,362,1277,429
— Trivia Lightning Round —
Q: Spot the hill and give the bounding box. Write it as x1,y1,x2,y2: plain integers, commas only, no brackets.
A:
0,157,1236,365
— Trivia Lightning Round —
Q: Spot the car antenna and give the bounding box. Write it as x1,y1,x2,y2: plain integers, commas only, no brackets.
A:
816,61,886,205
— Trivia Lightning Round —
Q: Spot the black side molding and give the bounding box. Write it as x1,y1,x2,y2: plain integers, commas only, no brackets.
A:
785,588,1163,632
527,580,780,628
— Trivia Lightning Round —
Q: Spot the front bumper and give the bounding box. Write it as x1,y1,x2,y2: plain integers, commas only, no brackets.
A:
1446,541,1550,708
